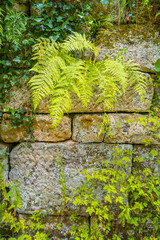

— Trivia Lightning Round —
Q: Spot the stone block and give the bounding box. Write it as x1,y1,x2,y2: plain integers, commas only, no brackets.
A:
97,25,160,71
104,113,160,144
33,115,71,142
9,142,132,215
72,114,104,143
38,80,153,114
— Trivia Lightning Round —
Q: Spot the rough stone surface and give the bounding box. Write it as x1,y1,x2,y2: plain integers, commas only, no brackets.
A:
97,25,160,71
33,115,71,142
0,143,9,182
2,85,31,111
133,145,160,174
72,114,104,143
104,113,160,144
9,142,132,214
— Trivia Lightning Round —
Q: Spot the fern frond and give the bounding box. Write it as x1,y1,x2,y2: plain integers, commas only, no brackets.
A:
29,55,66,109
88,59,127,110
49,89,72,130
5,9,27,45
0,8,3,48
0,8,3,35
61,60,93,108
124,60,147,102
32,38,60,62
62,32,98,56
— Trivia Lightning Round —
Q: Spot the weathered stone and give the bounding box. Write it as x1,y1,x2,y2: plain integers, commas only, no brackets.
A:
133,146,160,174
2,85,31,111
112,74,154,112
72,114,104,143
19,214,88,239
97,25,160,71
0,143,9,182
104,113,160,144
33,115,71,142
9,142,132,215
0,144,11,238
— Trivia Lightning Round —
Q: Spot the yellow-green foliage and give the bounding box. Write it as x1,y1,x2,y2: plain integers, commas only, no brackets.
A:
29,32,147,130
0,8,3,48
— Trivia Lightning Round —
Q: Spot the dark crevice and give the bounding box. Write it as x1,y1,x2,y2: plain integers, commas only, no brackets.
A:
28,0,31,17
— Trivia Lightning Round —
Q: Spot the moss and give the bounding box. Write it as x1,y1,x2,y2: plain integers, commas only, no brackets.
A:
97,24,160,47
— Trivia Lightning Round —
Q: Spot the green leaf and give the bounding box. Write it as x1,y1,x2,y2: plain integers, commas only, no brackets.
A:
155,58,160,73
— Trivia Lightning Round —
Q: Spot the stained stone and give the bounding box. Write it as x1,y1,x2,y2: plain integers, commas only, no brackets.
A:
9,142,132,215
33,115,71,142
72,113,160,144
0,115,30,143
104,113,160,144
72,114,104,143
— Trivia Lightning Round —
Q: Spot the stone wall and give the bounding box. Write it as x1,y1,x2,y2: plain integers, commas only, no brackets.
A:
0,0,160,238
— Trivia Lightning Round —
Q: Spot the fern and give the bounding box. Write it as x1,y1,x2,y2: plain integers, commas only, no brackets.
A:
29,32,147,130
0,8,3,48
124,60,147,103
5,9,27,46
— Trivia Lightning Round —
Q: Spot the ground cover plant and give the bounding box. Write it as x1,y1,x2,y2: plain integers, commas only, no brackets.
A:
58,147,160,239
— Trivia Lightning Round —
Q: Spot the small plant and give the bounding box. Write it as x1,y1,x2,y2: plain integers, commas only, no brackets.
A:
2,106,36,134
